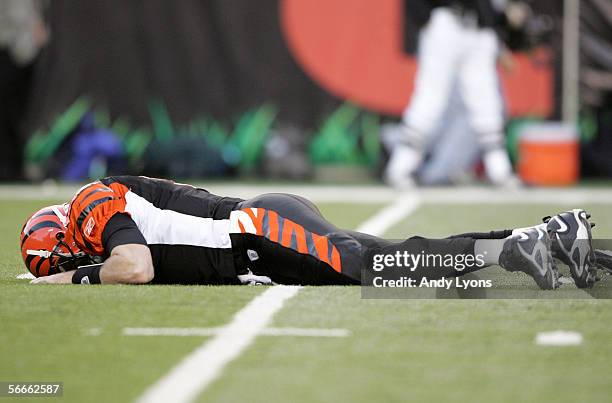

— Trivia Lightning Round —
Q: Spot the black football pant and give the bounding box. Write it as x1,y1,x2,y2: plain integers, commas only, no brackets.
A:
230,193,511,285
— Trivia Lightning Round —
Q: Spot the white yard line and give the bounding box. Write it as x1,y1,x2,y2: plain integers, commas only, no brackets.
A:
124,327,350,338
135,285,301,403
135,193,417,403
260,327,350,337
535,330,583,346
356,192,420,236
125,327,223,337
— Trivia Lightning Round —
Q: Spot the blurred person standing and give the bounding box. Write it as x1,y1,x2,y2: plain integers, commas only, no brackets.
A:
385,0,528,188
0,0,48,180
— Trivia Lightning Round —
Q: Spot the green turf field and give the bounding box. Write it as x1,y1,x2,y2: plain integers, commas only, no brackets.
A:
1,190,612,402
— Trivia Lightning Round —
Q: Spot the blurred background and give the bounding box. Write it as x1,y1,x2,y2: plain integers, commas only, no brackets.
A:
0,0,610,186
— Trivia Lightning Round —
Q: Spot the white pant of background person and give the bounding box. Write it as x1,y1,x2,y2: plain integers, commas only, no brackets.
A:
386,7,513,187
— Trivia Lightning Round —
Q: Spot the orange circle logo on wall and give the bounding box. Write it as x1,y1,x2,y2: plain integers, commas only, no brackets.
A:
280,0,553,117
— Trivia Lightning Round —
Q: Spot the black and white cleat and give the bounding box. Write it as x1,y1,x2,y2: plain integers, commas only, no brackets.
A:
543,209,597,288
500,226,559,290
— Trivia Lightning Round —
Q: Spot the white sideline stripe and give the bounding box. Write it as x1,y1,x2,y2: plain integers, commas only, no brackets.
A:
135,285,301,403
356,192,421,236
3,183,612,205
123,327,350,338
16,272,35,280
535,330,583,346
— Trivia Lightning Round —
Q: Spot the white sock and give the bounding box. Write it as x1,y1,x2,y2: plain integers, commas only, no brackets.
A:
475,222,548,266
474,239,506,265
384,144,423,188
483,148,513,185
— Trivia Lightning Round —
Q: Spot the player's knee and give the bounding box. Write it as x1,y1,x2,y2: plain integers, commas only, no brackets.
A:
467,110,503,133
405,103,447,135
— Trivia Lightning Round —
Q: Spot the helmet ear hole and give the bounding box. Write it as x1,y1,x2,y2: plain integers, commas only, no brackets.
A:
55,232,65,241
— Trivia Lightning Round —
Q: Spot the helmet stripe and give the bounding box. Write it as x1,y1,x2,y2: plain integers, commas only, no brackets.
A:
20,209,55,234
35,256,48,276
25,254,36,270
32,210,56,219
21,220,63,247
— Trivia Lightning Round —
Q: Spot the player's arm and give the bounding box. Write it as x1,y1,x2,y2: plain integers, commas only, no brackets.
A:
30,243,153,284
97,243,153,284
76,213,153,284
32,213,154,285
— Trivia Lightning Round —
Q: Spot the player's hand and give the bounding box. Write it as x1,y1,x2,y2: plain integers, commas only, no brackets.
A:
237,270,274,285
30,276,56,284
30,271,75,284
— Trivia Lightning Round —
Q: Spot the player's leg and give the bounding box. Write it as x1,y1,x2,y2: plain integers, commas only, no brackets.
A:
364,224,559,290
231,194,508,285
231,194,593,289
325,221,556,289
385,8,463,188
458,27,514,185
230,193,365,285
231,193,504,286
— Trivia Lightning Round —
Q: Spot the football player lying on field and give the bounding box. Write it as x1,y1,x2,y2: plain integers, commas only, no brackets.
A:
21,175,602,289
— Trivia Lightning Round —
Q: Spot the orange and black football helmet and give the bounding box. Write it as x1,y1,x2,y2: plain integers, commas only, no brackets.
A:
20,204,96,277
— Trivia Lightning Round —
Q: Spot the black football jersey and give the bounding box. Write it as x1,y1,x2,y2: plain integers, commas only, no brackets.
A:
66,175,244,284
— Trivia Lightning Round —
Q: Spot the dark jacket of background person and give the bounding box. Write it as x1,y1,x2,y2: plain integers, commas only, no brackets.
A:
0,0,48,180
